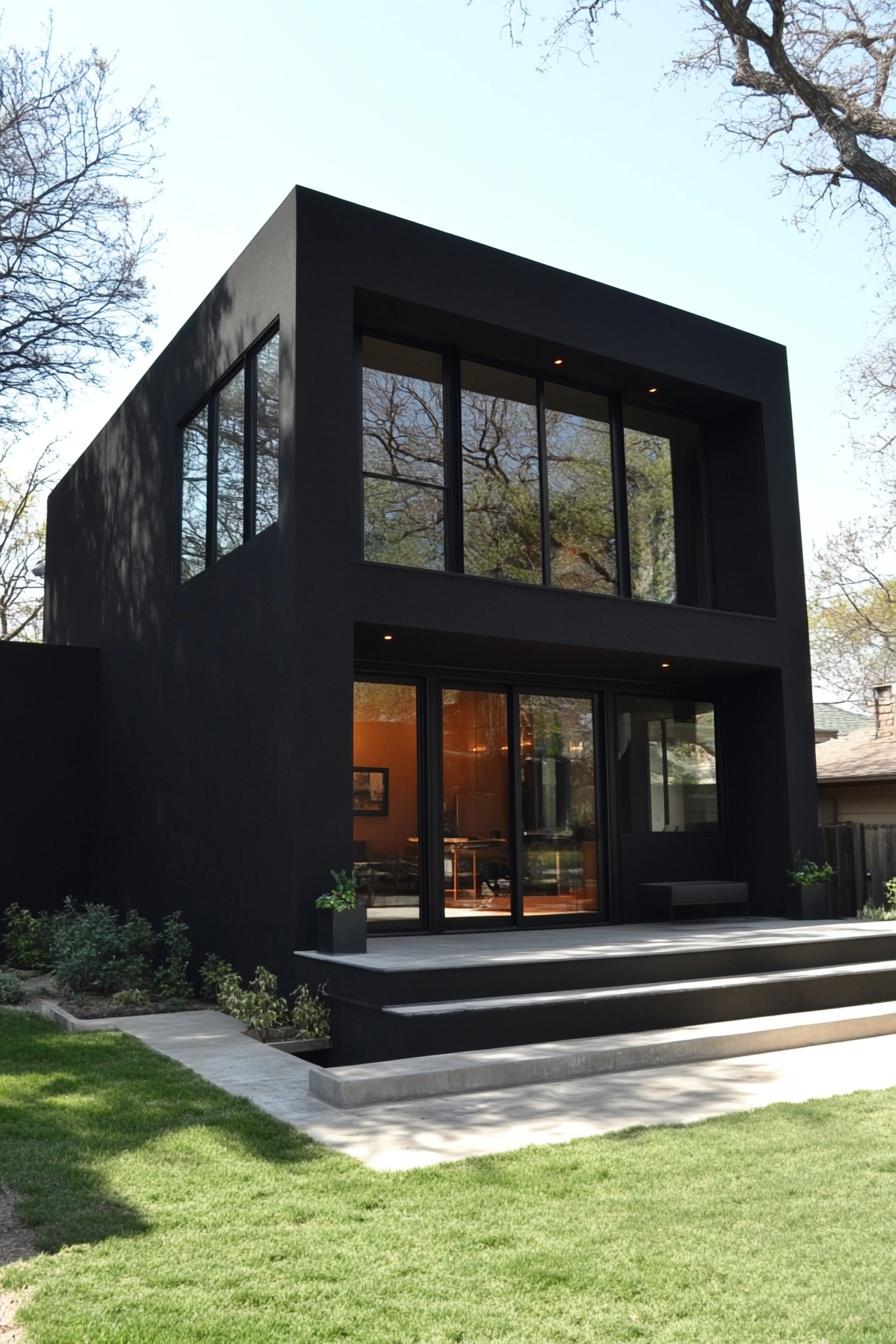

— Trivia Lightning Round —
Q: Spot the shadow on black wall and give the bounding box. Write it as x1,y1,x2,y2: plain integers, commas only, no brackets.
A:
0,641,98,910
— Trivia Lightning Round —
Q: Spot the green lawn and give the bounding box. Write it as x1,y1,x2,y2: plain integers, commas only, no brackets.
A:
3,1010,896,1344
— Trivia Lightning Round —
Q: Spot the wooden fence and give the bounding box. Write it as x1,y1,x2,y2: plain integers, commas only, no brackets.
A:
821,822,896,916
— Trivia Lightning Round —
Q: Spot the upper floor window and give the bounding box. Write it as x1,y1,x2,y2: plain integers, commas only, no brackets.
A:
361,338,444,570
360,336,700,605
180,327,280,583
461,363,542,585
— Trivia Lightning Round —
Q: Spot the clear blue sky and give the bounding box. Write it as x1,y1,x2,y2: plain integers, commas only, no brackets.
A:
5,0,879,586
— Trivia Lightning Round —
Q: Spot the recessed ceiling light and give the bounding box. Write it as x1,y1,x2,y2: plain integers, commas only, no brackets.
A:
383,634,394,642
647,386,658,394
660,661,670,669
552,358,564,366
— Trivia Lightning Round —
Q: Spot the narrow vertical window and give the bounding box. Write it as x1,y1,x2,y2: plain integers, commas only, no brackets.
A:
181,407,208,581
362,337,445,569
216,368,245,558
623,406,677,604
254,331,279,532
461,363,541,584
545,384,616,595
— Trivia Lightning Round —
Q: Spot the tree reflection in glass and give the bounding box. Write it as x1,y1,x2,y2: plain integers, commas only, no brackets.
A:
181,407,208,580
362,338,445,568
545,384,616,595
461,363,541,584
217,368,245,558
617,698,718,832
624,409,677,604
254,332,279,532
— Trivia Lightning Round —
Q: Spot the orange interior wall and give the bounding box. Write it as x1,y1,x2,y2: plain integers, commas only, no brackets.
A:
353,718,418,860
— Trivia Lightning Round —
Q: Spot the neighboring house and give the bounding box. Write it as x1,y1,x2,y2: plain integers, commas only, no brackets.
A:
813,703,869,745
817,685,896,825
38,188,819,980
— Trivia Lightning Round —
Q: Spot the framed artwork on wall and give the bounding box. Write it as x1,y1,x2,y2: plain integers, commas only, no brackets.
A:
353,766,389,817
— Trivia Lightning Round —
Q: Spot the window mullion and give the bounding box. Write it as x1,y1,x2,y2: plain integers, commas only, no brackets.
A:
207,393,219,568
609,393,631,599
536,379,551,587
443,350,463,573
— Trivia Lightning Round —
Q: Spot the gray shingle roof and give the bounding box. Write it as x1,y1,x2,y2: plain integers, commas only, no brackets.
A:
814,703,870,736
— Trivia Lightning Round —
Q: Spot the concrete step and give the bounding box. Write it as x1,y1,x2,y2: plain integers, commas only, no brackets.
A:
384,957,896,1017
307,999,896,1108
296,927,896,1011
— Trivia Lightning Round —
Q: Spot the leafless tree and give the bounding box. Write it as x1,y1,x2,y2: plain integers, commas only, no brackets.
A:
0,443,54,640
0,25,162,435
0,26,162,639
504,1,896,702
506,2,896,225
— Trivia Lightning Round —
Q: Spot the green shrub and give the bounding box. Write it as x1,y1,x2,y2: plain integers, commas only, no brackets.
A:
859,876,896,920
155,910,193,1002
786,855,835,887
111,987,149,1007
214,970,245,1019
0,970,27,1005
199,953,235,1002
291,983,330,1039
2,903,52,969
51,899,154,996
216,966,289,1040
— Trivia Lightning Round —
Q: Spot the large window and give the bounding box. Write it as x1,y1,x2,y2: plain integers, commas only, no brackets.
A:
361,338,445,570
360,337,703,605
624,405,676,604
179,327,280,582
616,697,718,833
461,363,541,584
545,384,616,596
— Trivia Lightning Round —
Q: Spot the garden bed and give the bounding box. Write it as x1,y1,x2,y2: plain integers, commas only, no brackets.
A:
54,994,208,1019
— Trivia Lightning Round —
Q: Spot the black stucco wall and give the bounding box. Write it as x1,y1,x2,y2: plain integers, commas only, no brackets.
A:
0,642,98,911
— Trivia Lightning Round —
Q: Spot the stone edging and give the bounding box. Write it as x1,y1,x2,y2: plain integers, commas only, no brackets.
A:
36,1000,120,1033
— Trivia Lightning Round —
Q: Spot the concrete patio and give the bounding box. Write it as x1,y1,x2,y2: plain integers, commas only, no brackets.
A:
58,999,896,1171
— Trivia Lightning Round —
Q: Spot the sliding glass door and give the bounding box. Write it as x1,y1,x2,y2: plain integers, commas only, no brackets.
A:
353,675,605,929
441,687,513,920
352,679,423,926
519,694,599,917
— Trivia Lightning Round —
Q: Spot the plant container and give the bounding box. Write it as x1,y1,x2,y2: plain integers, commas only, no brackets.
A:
315,905,367,955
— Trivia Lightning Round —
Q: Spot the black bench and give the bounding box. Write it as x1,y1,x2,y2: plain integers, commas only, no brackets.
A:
639,880,750,920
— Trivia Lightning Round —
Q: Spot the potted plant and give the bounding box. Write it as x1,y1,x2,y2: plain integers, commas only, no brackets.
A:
786,854,835,920
315,869,366,955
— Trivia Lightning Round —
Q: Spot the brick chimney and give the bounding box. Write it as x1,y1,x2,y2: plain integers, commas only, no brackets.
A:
873,684,894,740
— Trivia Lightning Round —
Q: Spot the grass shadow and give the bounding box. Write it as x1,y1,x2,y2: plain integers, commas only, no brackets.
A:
0,1009,327,1255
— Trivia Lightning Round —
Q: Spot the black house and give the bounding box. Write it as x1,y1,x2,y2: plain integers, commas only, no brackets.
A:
41,187,819,983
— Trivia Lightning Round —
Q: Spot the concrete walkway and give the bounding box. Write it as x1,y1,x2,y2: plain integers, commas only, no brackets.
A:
88,1008,896,1171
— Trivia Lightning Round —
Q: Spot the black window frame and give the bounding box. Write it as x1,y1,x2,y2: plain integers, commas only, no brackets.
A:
358,329,708,606
177,321,280,583
615,693,721,836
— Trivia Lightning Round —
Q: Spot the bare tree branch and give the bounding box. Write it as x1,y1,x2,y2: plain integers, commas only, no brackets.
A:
0,23,162,437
